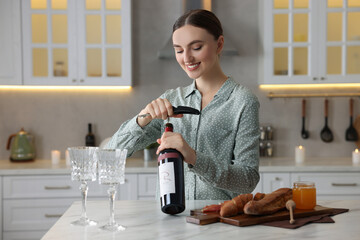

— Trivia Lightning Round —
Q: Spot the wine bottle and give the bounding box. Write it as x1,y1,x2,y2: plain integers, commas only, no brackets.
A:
85,123,95,146
158,123,185,215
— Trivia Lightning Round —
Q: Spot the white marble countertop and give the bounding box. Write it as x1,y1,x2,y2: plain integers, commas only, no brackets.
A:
0,157,359,175
42,199,359,240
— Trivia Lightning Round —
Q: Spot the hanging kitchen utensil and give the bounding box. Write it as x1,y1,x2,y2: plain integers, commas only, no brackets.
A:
354,114,360,149
345,98,358,141
320,99,334,143
301,99,309,139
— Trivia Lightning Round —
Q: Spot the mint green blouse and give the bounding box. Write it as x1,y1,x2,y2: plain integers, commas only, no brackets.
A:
107,77,260,200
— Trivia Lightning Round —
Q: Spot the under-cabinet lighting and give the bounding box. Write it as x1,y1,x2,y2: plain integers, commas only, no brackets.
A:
0,85,132,91
259,83,360,89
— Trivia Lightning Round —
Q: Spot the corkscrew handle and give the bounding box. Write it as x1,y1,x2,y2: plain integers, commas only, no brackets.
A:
138,106,200,118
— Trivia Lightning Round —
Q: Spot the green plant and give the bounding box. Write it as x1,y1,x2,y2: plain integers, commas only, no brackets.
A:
145,142,159,149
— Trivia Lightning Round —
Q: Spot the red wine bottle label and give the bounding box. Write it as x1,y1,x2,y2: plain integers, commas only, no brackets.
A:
158,162,176,196
157,152,180,162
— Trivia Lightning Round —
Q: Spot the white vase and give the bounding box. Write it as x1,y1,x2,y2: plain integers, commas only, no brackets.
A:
144,148,156,161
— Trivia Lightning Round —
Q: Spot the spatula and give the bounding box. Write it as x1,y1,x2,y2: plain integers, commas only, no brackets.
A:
345,98,358,141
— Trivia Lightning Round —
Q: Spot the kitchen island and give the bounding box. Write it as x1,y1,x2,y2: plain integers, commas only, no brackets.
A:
1,157,359,239
42,199,359,240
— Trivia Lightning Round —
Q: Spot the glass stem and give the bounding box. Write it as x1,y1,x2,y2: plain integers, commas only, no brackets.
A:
108,185,117,225
80,180,88,220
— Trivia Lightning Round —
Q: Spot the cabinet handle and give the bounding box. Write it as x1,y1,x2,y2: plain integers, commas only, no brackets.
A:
275,177,281,181
44,186,71,190
45,214,63,218
313,77,318,80
72,79,76,83
321,77,326,80
331,183,357,187
80,79,84,83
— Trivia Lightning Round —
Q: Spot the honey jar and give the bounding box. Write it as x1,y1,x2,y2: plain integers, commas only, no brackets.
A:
292,181,316,209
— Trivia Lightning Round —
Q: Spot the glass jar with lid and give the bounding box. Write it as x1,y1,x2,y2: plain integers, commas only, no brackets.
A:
292,181,316,209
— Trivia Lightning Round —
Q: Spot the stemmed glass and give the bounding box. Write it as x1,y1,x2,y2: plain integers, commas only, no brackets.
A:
96,148,127,231
68,146,98,226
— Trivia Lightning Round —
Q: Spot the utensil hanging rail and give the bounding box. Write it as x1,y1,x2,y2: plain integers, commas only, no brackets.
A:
267,92,360,99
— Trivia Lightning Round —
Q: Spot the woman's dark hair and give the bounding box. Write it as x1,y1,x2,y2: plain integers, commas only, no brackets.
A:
172,9,223,40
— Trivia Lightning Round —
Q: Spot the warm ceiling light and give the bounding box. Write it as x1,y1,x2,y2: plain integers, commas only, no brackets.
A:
0,85,132,91
259,83,360,89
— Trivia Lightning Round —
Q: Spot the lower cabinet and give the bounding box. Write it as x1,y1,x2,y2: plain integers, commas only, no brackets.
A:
2,231,46,240
3,198,76,232
291,172,360,200
262,173,291,193
0,178,2,240
1,173,155,240
138,174,157,200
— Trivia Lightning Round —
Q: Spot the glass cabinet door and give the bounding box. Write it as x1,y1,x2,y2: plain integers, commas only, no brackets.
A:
262,0,360,84
264,0,315,84
23,0,72,85
77,0,131,86
323,0,360,83
21,0,132,86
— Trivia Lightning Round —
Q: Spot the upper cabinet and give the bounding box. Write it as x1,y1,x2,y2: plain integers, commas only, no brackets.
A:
0,0,22,85
21,0,132,86
261,0,360,85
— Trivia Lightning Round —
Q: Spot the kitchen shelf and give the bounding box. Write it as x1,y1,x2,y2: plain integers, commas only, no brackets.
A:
267,92,360,99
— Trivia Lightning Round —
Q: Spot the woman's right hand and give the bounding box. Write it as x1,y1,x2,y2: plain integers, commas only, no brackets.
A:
137,98,183,127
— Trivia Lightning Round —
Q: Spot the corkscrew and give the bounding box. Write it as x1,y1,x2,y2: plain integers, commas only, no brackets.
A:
138,106,200,120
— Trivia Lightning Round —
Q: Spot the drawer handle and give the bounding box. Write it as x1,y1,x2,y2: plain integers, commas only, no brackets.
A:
44,186,71,190
331,183,357,187
45,214,63,218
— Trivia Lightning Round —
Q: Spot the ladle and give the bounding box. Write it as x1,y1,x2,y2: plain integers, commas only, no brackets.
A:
320,99,334,143
301,99,309,139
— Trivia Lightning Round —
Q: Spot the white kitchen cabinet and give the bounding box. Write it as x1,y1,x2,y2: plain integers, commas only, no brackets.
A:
3,198,76,232
0,0,22,85
1,175,108,239
3,231,46,240
0,177,2,240
138,174,157,200
291,172,360,200
21,0,132,86
251,173,263,194
118,173,138,200
3,175,107,199
260,0,360,84
262,173,291,193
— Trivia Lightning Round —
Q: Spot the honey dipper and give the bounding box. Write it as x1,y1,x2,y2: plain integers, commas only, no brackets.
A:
286,200,296,224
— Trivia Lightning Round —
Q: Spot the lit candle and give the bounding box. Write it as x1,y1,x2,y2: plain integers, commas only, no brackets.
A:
51,150,61,165
65,150,71,167
295,145,305,164
353,149,360,165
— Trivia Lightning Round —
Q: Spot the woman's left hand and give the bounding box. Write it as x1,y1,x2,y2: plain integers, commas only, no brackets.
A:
156,132,196,165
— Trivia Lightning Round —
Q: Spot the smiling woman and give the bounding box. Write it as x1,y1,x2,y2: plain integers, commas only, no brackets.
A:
107,9,260,201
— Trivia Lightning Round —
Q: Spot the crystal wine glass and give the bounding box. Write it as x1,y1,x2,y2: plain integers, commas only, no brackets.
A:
96,148,127,231
68,146,98,226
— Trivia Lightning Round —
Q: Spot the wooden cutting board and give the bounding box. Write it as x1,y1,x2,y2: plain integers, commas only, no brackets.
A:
186,205,336,227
